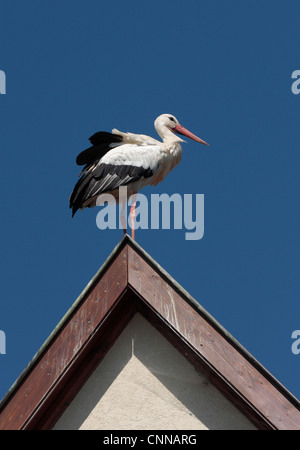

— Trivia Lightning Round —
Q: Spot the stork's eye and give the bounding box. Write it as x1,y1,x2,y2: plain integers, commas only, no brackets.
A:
169,117,175,122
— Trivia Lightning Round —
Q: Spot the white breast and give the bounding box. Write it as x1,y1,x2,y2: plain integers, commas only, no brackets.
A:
150,142,183,186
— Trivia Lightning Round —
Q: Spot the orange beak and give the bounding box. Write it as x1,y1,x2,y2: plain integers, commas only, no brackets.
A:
173,124,209,145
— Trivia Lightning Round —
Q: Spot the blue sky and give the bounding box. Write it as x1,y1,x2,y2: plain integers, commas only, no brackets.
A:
0,0,300,405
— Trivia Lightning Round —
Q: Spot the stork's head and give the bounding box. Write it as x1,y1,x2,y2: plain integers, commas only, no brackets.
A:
155,113,209,145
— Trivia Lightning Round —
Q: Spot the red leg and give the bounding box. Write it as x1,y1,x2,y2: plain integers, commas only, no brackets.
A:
120,195,127,235
129,193,137,240
120,206,127,235
121,216,127,235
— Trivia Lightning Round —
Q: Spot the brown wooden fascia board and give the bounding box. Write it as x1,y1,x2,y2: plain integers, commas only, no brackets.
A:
126,237,300,412
138,304,274,430
0,244,130,430
26,289,137,430
0,235,300,430
126,244,300,430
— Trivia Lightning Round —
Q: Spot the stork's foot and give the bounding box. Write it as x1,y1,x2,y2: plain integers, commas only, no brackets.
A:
120,214,127,236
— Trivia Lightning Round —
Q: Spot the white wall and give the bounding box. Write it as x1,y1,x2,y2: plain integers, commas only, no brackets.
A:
53,313,256,430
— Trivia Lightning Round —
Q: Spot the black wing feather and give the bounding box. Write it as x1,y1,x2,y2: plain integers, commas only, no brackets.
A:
70,163,156,217
76,132,123,166
88,131,123,146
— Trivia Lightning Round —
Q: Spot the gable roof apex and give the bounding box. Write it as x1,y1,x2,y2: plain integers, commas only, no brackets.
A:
0,235,299,430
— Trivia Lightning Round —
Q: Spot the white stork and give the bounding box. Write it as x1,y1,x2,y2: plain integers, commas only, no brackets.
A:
70,114,208,239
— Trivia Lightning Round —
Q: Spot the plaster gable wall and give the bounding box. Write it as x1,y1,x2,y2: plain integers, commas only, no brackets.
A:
53,314,257,430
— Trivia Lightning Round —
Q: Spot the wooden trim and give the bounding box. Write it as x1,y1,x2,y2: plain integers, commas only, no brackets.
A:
0,236,299,430
127,245,300,430
0,246,129,430
29,290,137,430
136,300,272,430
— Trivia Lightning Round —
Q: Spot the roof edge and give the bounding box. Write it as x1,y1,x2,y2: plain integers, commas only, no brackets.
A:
125,235,300,410
0,235,129,410
1,234,299,415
